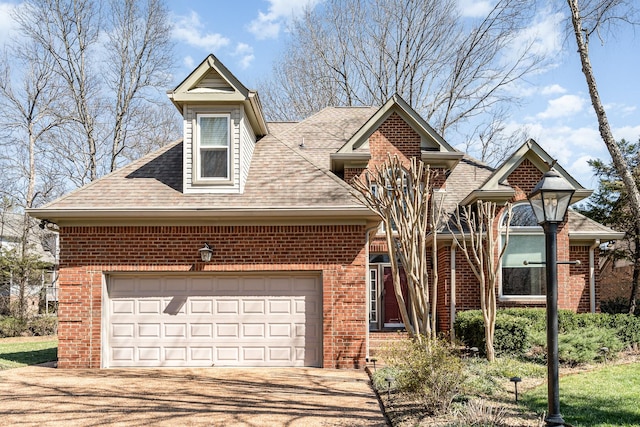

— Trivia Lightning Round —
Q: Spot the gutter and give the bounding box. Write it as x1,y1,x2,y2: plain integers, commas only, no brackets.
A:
27,206,380,224
590,240,600,313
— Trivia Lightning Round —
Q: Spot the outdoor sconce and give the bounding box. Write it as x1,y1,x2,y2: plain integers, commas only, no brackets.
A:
198,242,213,262
528,168,576,427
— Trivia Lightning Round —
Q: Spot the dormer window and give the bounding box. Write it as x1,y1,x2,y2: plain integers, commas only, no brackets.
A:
197,113,230,180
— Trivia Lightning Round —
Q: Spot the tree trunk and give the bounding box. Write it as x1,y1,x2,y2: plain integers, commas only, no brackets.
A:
567,0,640,242
630,232,640,314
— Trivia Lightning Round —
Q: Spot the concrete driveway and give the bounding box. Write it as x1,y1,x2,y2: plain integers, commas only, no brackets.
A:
0,365,387,426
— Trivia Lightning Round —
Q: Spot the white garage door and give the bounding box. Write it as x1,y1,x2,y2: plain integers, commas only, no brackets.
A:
104,274,322,368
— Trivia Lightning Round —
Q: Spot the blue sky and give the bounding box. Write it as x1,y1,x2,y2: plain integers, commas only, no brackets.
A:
1,0,639,190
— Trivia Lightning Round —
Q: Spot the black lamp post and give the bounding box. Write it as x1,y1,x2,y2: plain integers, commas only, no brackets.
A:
528,169,575,427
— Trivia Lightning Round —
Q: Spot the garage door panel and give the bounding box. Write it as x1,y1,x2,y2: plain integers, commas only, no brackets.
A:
243,323,265,337
106,275,322,367
139,323,161,337
112,300,135,314
112,323,134,338
139,278,162,294
191,323,213,338
242,300,265,314
216,300,239,314
189,299,213,314
269,300,291,313
216,323,239,337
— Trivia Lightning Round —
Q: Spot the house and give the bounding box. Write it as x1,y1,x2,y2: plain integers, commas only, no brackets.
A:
28,55,623,369
0,211,58,314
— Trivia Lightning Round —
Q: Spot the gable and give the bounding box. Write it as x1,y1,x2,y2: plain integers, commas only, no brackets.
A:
460,139,592,205
331,94,463,174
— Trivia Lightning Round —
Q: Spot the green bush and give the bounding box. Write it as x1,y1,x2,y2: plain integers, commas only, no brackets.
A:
380,337,466,414
610,313,640,347
601,297,640,315
0,316,28,337
455,310,531,358
493,315,530,356
530,326,624,365
455,310,485,351
29,315,58,336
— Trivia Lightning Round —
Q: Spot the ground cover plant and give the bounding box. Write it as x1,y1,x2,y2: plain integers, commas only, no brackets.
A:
0,336,57,369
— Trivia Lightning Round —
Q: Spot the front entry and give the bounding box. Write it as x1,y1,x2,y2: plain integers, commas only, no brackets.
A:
383,266,408,328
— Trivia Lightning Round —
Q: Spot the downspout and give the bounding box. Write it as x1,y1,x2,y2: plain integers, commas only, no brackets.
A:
365,224,380,362
450,245,456,341
590,240,600,313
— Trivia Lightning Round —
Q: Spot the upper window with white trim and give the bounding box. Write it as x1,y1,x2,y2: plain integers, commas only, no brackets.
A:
501,203,546,298
197,114,230,180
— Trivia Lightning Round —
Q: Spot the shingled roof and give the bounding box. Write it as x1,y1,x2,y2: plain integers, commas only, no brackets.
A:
29,107,380,224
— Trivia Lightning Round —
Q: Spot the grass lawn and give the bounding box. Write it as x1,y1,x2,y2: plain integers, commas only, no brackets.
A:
0,337,57,369
522,362,640,427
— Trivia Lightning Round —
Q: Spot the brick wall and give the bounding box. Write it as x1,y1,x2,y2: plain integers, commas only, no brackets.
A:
57,224,368,369
368,112,421,165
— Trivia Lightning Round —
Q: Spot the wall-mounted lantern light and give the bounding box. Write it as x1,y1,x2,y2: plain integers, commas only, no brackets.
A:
199,242,213,262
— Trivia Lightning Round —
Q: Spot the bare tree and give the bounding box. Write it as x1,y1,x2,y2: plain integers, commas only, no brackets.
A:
450,201,512,362
353,155,438,341
105,0,174,172
14,0,102,184
565,0,640,314
261,0,543,155
0,45,66,211
10,0,178,185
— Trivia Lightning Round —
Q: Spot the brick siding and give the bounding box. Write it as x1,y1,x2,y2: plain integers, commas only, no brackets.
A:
57,224,368,369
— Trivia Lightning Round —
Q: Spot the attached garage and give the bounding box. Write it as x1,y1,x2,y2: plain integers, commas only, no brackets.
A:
103,274,322,368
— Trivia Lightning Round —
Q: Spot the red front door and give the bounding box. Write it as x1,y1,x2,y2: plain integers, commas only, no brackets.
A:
383,266,408,326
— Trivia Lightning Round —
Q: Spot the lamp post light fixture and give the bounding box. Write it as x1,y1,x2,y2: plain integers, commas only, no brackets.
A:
198,242,213,262
528,168,575,427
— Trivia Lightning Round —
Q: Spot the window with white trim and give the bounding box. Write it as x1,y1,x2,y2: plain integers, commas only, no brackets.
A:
369,267,378,323
197,114,230,180
501,203,546,297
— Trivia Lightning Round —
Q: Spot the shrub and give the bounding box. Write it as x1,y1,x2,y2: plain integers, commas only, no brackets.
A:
29,315,58,336
610,313,640,347
530,326,624,365
0,316,28,337
601,297,640,315
452,399,508,427
455,310,531,358
493,315,530,356
381,337,466,414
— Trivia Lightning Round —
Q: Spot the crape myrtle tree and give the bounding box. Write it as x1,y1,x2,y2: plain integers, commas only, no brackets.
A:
352,155,440,342
578,139,640,314
450,201,512,362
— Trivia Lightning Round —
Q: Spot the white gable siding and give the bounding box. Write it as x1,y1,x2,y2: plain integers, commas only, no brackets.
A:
183,104,247,194
239,111,257,193
195,70,234,91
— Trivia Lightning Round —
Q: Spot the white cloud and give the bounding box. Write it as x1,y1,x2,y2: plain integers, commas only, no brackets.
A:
183,55,194,69
541,84,567,96
0,2,19,47
536,94,586,120
173,11,230,52
457,0,493,18
232,43,255,69
247,0,323,40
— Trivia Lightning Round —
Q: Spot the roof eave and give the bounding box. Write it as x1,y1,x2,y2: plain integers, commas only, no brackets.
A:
28,207,379,224
421,151,464,170
459,189,516,206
